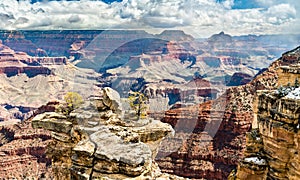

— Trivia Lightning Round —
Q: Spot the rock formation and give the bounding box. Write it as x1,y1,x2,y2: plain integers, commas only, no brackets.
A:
156,47,300,179
227,72,253,86
232,47,300,179
32,87,186,179
234,89,300,180
0,43,67,77
0,102,57,179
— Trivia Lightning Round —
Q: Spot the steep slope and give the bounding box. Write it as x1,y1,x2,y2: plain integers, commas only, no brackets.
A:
233,47,300,179
0,102,57,179
156,46,300,179
234,90,300,180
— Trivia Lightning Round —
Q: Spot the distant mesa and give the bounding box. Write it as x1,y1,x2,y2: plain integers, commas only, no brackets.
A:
98,38,168,72
208,31,233,42
157,30,195,41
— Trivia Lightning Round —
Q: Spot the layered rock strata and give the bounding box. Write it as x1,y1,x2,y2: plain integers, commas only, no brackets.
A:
235,90,300,180
0,102,58,179
0,117,52,179
0,43,67,77
156,47,300,179
232,46,300,180
32,87,185,179
156,59,278,179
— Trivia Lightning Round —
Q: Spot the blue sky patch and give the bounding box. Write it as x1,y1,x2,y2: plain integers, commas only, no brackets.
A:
216,0,261,9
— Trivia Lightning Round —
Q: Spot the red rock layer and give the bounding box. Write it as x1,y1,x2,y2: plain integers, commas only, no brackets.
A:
0,121,52,179
0,44,67,77
156,53,282,179
0,102,57,179
0,66,52,77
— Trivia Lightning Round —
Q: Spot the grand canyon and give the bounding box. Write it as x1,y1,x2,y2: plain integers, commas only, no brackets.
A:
0,29,300,180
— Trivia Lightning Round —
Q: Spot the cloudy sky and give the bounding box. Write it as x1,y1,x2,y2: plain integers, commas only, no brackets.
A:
0,0,299,37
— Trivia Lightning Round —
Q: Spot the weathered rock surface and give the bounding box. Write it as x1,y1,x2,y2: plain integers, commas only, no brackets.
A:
235,90,300,180
0,103,55,179
233,47,300,180
156,47,300,179
102,87,123,115
32,87,186,179
0,101,84,179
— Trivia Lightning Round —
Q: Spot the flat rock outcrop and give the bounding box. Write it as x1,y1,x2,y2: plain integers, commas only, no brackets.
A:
32,87,186,180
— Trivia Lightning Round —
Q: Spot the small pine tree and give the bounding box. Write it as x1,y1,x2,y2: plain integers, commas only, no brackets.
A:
295,78,299,88
128,92,148,119
277,85,286,97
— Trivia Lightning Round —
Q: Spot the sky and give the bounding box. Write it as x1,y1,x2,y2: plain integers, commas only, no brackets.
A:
0,0,299,37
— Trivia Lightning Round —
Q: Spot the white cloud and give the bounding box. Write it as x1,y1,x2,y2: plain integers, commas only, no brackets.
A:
0,0,298,37
222,0,234,9
267,3,296,19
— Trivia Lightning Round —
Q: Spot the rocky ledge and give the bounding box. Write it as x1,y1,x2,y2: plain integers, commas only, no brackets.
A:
32,87,186,180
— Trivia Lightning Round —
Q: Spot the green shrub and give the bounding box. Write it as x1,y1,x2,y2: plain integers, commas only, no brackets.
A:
128,91,148,119
57,92,84,115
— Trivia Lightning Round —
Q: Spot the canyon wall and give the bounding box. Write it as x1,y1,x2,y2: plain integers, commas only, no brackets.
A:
233,48,300,179
0,102,56,179
0,44,67,77
156,47,300,179
234,90,300,180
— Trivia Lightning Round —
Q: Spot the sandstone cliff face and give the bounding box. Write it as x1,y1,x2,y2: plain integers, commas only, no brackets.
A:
232,47,300,180
32,87,186,180
234,91,300,180
156,47,300,179
157,97,251,179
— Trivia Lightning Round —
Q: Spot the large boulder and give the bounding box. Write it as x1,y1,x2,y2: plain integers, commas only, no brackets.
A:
102,87,123,116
